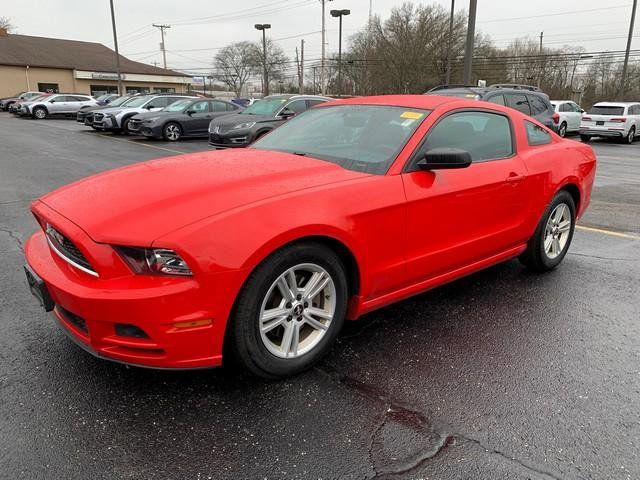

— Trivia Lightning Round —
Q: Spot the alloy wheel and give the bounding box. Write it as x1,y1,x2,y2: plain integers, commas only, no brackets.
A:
543,203,572,259
34,109,46,119
259,263,336,359
558,123,567,137
165,124,181,141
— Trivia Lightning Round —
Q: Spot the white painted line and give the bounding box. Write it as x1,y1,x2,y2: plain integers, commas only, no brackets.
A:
576,225,639,240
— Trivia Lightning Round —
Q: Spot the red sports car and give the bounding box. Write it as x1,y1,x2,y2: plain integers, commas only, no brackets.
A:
24,95,596,377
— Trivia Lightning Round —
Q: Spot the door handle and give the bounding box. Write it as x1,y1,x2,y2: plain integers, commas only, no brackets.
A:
506,172,525,183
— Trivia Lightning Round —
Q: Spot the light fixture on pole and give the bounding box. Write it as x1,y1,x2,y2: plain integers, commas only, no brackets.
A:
330,9,350,97
254,24,271,96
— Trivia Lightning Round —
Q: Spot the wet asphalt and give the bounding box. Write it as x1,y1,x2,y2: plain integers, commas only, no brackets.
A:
0,113,638,480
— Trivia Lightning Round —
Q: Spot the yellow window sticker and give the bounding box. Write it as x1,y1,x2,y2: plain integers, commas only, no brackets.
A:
400,111,424,120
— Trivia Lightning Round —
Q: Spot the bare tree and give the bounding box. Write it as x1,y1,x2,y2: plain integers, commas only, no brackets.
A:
213,41,254,97
0,16,14,32
249,39,289,93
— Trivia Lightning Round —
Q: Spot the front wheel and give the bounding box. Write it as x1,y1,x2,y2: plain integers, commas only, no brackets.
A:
163,122,182,141
623,127,635,144
32,107,47,119
519,191,576,272
228,242,348,378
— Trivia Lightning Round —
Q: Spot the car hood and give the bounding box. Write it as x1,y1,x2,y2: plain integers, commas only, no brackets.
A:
211,112,276,127
39,149,367,245
82,104,117,113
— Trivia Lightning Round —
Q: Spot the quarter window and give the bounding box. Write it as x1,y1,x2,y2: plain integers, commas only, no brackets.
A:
506,94,531,115
525,121,552,146
190,101,210,113
421,111,514,162
283,99,307,114
487,94,506,106
210,101,228,112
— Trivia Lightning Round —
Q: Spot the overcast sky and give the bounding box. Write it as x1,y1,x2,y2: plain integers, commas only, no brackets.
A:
3,0,637,77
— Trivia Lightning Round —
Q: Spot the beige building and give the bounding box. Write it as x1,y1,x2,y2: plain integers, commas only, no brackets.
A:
0,28,191,97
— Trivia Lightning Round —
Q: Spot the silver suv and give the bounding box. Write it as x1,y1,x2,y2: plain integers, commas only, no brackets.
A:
91,94,196,133
18,94,97,119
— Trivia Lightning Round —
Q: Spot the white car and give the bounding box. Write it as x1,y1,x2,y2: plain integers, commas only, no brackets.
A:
550,100,584,137
580,102,640,144
91,94,196,133
18,94,97,119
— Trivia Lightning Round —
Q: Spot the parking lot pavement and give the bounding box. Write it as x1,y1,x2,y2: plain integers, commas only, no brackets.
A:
1,113,639,479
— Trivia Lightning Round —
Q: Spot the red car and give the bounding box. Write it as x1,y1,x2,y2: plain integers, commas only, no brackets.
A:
24,95,596,377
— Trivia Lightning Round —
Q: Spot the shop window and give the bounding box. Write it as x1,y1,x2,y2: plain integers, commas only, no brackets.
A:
90,85,119,96
153,87,176,93
38,83,59,93
125,86,150,94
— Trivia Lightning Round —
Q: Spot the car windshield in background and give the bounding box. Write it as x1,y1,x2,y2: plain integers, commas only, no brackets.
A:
241,97,288,116
108,96,132,107
123,96,152,108
589,106,625,116
26,95,47,102
96,94,111,101
253,105,430,175
163,99,192,112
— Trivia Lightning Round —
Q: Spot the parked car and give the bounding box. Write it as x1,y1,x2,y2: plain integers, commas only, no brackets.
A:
579,102,640,144
128,98,241,141
208,94,330,147
23,95,596,377
16,94,97,119
231,97,258,108
95,94,120,106
77,95,139,127
9,93,52,113
0,91,43,111
550,100,584,137
426,85,557,132
91,94,196,133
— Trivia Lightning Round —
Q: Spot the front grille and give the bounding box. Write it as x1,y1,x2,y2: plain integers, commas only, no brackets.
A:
45,224,97,275
128,119,141,130
57,306,88,334
93,113,104,121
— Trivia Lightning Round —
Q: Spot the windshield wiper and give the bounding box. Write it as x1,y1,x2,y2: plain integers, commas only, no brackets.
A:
291,152,307,156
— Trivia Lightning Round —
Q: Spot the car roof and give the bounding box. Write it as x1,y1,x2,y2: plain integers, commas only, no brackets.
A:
551,100,575,103
321,94,465,110
263,94,332,101
593,101,639,106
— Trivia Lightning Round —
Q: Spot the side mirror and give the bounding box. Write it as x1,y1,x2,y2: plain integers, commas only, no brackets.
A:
579,109,585,113
279,108,295,119
49,99,55,103
185,109,195,116
417,148,472,170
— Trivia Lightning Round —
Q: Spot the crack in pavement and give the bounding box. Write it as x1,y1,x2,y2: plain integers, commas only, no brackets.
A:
316,365,566,480
0,227,24,249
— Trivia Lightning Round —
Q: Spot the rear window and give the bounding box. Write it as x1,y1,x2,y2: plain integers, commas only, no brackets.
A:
527,95,550,115
589,105,625,116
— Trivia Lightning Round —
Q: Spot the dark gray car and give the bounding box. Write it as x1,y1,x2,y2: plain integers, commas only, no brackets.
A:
127,98,242,141
426,84,558,132
208,94,331,147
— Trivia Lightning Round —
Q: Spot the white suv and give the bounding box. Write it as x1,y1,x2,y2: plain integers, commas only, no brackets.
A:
550,100,584,137
580,102,640,144
91,94,196,133
19,94,97,119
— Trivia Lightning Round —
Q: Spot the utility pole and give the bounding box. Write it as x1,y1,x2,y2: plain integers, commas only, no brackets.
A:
621,0,638,99
152,24,171,69
445,0,455,85
300,39,305,94
462,0,477,85
320,0,333,95
538,31,544,89
369,0,373,22
109,0,124,95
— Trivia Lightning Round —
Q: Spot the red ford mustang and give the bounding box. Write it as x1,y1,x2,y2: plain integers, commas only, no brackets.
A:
24,95,596,377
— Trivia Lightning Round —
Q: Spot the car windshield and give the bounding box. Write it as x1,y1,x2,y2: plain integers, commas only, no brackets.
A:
588,105,625,116
241,97,289,116
162,99,192,112
123,95,152,108
253,105,430,175
107,96,131,107
26,95,48,102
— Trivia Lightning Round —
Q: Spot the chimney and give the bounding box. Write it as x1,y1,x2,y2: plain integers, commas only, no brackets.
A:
0,28,8,37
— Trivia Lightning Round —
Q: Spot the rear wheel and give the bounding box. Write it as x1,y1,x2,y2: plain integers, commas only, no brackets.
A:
163,122,182,141
624,127,635,144
228,242,348,378
580,135,591,143
558,122,567,138
32,107,47,119
519,190,576,272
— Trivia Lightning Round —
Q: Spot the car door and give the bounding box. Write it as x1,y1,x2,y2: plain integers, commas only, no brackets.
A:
184,100,212,134
565,102,581,131
47,95,68,114
277,99,308,122
629,104,640,134
401,109,530,284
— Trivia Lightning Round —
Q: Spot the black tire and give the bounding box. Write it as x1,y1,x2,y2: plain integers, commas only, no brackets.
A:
228,242,348,378
162,122,182,141
558,122,567,138
32,107,47,120
120,117,132,135
623,127,635,144
580,135,591,143
519,190,576,272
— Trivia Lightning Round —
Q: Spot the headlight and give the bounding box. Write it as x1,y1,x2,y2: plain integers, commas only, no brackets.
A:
231,122,256,130
115,246,193,276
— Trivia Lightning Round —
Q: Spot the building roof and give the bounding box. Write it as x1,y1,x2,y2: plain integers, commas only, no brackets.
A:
0,33,189,77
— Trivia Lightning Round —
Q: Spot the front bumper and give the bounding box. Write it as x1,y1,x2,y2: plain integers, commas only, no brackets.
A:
208,131,253,148
92,115,118,130
23,203,245,369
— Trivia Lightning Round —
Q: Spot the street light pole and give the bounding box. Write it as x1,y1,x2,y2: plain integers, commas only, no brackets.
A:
320,0,333,96
255,24,271,96
109,0,124,95
462,0,477,85
445,0,455,85
331,9,350,97
621,0,638,99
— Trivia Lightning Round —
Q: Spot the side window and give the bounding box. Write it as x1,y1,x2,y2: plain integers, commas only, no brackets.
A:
190,101,210,113
528,95,549,115
307,99,327,108
72,96,90,102
146,97,170,109
421,111,514,162
559,103,569,112
210,101,228,112
525,121,552,146
506,94,531,115
486,94,505,106
225,102,238,111
630,105,640,115
283,99,307,114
